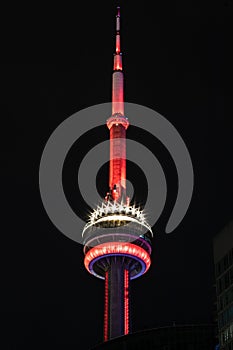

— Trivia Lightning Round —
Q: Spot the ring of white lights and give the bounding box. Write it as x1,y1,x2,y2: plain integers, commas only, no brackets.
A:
82,214,152,237
82,202,153,240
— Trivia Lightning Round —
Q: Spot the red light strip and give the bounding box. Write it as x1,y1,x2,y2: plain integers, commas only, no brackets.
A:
124,269,129,335
116,34,120,53
104,271,109,341
84,242,151,275
113,54,123,71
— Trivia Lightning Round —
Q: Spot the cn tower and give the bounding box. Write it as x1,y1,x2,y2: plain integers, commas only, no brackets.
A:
83,7,153,341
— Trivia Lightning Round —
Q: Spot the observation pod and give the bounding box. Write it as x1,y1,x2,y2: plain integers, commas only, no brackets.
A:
83,202,153,340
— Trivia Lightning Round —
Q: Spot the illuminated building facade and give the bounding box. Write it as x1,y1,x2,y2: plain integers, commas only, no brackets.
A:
214,221,233,349
82,7,153,341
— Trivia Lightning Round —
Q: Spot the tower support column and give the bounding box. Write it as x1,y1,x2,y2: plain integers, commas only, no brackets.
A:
104,257,130,341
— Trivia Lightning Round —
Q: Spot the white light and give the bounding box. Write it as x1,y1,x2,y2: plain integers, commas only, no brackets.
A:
119,204,124,212
99,207,104,215
83,202,152,237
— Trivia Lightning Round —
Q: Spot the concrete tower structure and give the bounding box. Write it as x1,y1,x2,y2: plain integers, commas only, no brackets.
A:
213,221,233,349
82,7,153,342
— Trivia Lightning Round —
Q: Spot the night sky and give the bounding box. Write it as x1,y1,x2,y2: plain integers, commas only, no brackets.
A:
1,1,233,349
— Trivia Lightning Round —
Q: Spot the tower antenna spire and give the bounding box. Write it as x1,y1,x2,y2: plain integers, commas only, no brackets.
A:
116,6,121,36
114,6,122,67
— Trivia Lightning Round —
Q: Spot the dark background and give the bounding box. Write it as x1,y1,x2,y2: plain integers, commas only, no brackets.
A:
1,1,233,349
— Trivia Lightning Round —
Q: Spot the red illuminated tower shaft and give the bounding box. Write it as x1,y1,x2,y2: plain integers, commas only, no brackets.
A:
107,6,129,203
105,7,130,339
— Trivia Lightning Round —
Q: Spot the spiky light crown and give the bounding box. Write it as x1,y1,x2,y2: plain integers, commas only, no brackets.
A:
83,201,152,235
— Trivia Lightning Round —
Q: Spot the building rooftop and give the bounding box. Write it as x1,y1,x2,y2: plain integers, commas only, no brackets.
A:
91,324,218,350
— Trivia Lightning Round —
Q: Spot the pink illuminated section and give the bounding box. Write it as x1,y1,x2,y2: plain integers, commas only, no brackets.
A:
108,6,126,201
109,125,126,201
116,34,120,54
113,54,122,71
112,70,124,114
124,269,129,335
84,242,151,275
113,55,122,71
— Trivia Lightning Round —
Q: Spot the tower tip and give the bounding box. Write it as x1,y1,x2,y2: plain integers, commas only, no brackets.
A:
116,6,121,33
114,5,122,66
